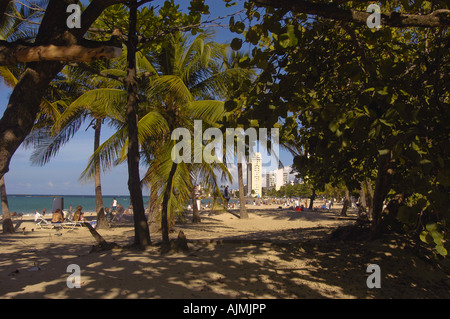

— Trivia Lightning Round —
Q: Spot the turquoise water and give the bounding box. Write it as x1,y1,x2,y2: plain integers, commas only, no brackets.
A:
1,194,148,216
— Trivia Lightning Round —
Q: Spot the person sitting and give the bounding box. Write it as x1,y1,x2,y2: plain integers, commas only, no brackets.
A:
116,204,125,223
73,206,85,222
127,205,133,215
51,209,64,223
105,207,113,221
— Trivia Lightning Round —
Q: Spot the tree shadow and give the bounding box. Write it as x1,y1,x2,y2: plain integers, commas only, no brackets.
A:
1,218,449,299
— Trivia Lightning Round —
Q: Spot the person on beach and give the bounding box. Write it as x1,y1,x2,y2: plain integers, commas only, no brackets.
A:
34,210,41,221
116,204,125,222
105,207,113,221
223,186,230,208
51,209,63,223
73,206,85,222
111,197,118,212
42,208,46,216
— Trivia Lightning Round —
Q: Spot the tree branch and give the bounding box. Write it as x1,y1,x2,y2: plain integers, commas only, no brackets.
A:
253,0,450,27
0,41,122,65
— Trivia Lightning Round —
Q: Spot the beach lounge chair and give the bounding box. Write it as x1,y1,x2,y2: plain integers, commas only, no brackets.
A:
35,214,64,230
62,212,85,230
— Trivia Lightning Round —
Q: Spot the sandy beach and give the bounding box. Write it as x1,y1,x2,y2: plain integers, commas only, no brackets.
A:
1,204,449,299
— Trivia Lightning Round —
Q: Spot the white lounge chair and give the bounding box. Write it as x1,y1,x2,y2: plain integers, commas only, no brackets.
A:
35,214,64,230
62,212,85,230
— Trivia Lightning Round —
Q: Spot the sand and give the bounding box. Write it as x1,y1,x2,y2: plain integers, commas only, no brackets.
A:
1,204,449,299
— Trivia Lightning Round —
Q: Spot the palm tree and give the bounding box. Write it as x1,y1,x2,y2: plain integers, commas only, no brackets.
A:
141,31,233,249
59,31,247,250
30,60,126,229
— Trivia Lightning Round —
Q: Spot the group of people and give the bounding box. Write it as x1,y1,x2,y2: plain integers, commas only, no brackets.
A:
36,197,130,225
47,205,86,224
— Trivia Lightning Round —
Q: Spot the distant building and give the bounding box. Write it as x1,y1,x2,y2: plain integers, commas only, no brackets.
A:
264,166,292,190
266,171,277,189
283,170,289,186
247,152,262,197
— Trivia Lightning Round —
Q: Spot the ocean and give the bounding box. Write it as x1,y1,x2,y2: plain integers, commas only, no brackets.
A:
1,194,147,216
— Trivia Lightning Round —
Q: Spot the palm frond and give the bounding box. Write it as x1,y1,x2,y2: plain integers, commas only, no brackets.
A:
79,126,128,182
29,116,84,166
0,66,17,87
137,110,170,143
149,75,193,104
189,100,225,125
56,88,127,129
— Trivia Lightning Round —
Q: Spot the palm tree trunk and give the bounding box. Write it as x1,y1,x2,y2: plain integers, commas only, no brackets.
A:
192,184,201,223
1,176,14,233
126,1,151,250
161,162,178,251
94,118,108,229
237,162,248,219
148,185,160,233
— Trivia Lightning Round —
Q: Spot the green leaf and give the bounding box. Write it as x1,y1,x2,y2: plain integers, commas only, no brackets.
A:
329,121,339,133
246,28,260,45
379,119,393,127
235,21,246,34
249,119,259,127
426,223,438,232
436,245,447,257
230,38,242,51
278,33,291,48
419,231,430,243
430,230,444,245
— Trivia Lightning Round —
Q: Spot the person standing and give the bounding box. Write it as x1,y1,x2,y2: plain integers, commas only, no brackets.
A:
112,197,118,211
223,186,230,208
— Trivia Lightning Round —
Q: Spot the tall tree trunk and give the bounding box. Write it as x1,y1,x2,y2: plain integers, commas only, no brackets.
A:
148,185,160,233
340,188,350,217
237,162,248,219
309,187,316,209
94,118,108,229
359,182,367,208
0,65,60,179
161,162,178,251
0,0,118,179
1,176,13,233
192,184,201,223
366,177,374,220
126,2,151,250
372,155,395,230
358,181,367,218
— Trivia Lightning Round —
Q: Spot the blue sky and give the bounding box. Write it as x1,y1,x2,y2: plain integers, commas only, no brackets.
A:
0,0,294,195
